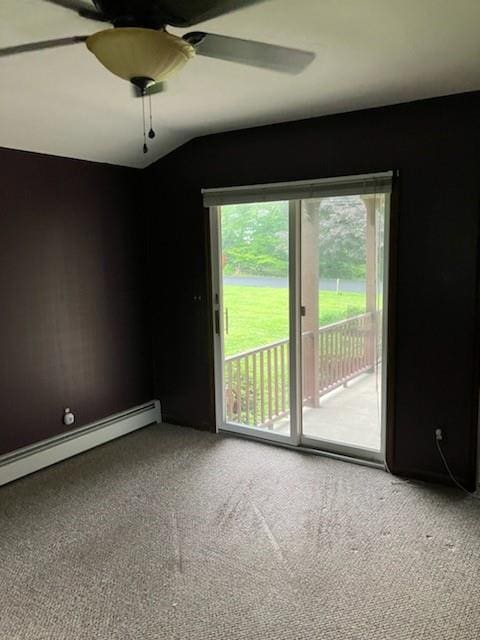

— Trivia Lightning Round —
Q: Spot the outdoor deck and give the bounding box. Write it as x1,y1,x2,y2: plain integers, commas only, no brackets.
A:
274,370,382,451
224,311,382,453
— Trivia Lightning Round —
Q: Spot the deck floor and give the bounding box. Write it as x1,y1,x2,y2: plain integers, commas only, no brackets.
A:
273,370,382,451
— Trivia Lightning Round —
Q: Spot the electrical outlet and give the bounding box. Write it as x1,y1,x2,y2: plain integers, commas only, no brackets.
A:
63,408,75,427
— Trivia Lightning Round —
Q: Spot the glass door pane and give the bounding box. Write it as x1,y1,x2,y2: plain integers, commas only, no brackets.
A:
219,201,292,437
300,193,387,455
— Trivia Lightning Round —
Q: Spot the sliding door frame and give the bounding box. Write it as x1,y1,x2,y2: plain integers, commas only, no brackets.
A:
209,174,393,466
299,194,391,464
210,203,300,446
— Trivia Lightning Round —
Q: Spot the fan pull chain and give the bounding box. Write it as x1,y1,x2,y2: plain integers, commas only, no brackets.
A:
142,93,148,154
148,94,156,139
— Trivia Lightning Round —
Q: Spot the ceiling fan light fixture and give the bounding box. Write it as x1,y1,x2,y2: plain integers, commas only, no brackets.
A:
86,28,195,83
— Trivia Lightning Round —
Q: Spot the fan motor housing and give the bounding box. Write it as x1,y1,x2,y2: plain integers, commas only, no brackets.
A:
92,0,179,29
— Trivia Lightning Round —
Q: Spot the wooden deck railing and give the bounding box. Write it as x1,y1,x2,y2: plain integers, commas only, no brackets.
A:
224,337,290,427
224,311,378,427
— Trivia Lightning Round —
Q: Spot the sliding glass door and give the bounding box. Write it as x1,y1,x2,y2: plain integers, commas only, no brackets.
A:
300,193,387,458
209,173,392,462
213,200,296,443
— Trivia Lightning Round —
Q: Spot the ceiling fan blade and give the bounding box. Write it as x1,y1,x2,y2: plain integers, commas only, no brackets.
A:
184,32,315,74
131,82,167,98
159,0,269,28
41,0,107,21
0,36,88,58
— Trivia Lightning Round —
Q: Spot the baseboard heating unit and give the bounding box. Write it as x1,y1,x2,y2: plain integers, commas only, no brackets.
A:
0,400,161,487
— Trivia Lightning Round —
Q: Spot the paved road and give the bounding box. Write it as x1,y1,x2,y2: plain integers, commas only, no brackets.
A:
223,276,369,293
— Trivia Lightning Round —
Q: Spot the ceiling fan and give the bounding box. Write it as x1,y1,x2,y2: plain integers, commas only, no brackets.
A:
0,0,315,152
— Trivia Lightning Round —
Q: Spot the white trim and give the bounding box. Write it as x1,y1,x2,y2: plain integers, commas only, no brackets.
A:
0,400,161,487
220,422,295,445
210,205,224,434
289,199,302,445
202,171,393,206
220,429,384,470
300,435,383,464
380,193,392,464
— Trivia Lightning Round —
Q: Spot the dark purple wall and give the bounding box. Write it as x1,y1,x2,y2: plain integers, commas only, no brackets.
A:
145,91,480,489
0,148,153,455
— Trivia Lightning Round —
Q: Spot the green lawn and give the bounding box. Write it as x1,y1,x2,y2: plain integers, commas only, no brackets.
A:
223,285,366,356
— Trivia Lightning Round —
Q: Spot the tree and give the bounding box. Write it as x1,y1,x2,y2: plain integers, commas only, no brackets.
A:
221,201,289,276
220,197,369,280
318,197,366,279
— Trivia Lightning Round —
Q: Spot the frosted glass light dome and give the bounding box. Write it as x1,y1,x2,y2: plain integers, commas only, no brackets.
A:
86,28,195,82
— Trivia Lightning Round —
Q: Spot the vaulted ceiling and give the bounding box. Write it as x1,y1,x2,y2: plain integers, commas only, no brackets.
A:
1,0,480,168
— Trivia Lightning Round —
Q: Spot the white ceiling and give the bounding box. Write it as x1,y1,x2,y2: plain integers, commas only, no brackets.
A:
1,0,480,168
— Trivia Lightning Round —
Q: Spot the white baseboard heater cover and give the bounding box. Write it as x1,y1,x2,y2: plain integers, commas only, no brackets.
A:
0,400,161,487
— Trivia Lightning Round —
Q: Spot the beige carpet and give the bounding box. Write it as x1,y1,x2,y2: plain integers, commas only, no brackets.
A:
1,423,480,639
